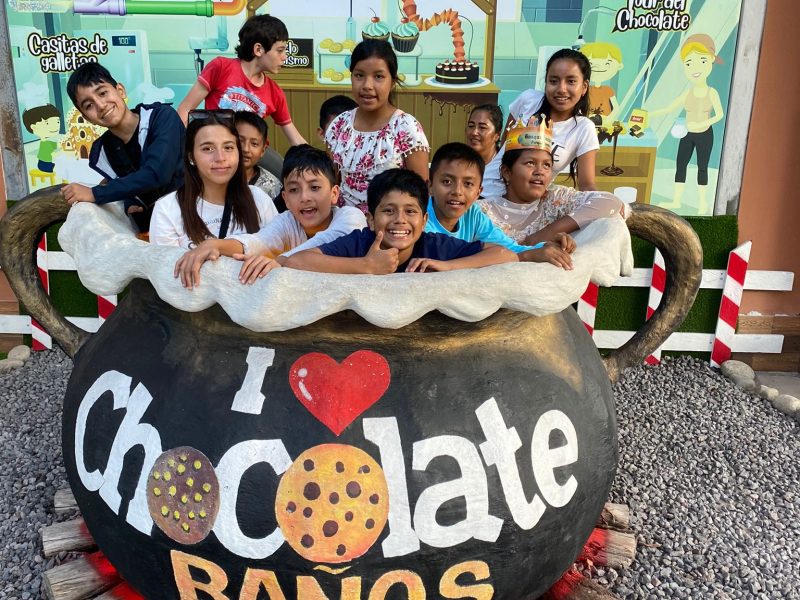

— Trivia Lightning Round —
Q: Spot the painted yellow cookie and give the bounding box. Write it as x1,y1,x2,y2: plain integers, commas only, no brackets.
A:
331,72,345,82
147,447,219,544
275,444,389,564
329,42,344,54
323,68,335,78
342,40,357,51
398,73,406,82
319,38,334,49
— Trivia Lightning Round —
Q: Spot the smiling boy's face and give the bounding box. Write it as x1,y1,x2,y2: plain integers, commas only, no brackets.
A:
74,81,128,129
429,159,483,229
368,191,428,257
282,169,339,236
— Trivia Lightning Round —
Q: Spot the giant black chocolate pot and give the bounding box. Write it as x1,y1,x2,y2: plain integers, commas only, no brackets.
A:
0,191,702,599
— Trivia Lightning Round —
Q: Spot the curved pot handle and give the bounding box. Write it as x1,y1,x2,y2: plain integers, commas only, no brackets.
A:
0,187,90,358
603,203,703,383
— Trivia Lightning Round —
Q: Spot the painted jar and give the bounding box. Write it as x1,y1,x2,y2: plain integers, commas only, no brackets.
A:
0,192,701,600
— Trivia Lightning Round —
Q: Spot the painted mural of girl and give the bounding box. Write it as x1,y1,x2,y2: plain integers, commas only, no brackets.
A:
650,33,725,214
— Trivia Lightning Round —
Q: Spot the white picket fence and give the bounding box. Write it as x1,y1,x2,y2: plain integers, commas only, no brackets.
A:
0,241,794,358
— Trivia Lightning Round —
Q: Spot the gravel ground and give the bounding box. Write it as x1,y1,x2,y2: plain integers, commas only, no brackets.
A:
0,351,798,599
0,349,72,600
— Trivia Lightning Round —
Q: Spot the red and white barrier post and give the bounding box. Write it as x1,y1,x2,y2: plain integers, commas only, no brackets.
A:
97,295,118,325
577,282,599,336
644,249,666,365
31,234,52,351
711,241,752,368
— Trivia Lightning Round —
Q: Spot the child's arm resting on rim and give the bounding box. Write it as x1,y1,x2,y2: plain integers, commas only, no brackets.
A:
519,238,574,270
235,253,282,284
405,244,517,273
284,231,399,274
174,238,245,289
524,216,580,246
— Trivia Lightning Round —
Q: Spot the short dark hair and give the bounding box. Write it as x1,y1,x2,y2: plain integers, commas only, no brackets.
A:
22,104,60,133
429,142,485,182
281,144,338,186
235,14,289,61
319,95,357,130
234,110,268,143
367,168,428,215
66,62,118,107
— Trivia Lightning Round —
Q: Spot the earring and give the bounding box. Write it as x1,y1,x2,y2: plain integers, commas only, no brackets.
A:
189,160,195,165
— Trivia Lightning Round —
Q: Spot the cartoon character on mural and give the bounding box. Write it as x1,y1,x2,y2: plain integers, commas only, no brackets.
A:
22,103,61,186
580,42,624,123
60,107,104,160
650,33,724,214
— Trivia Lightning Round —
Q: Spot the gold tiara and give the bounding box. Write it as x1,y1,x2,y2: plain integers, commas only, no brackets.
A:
505,114,553,153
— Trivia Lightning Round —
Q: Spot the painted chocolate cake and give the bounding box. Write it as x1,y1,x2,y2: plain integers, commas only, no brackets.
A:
435,59,480,85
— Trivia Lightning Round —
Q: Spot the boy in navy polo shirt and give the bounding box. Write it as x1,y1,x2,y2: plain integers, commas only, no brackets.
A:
284,168,517,274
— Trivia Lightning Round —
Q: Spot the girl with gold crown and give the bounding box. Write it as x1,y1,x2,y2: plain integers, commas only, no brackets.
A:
479,115,626,247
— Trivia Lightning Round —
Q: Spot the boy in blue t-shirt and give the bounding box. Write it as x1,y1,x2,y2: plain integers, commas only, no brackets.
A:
426,142,575,270
284,169,517,274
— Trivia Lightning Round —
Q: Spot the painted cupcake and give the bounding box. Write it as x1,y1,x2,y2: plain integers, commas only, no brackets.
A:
362,14,390,42
391,19,420,53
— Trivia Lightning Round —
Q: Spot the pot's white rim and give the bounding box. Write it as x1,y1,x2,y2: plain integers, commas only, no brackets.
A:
58,203,633,332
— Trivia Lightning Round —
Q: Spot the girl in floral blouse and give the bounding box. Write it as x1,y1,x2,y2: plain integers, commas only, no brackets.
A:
325,40,429,213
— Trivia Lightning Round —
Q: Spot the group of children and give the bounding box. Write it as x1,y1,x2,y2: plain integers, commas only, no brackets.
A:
59,13,626,285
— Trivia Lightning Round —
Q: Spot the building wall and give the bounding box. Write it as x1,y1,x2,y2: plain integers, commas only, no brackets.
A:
738,0,800,315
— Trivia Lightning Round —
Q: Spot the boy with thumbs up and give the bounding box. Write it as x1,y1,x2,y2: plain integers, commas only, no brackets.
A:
284,169,517,274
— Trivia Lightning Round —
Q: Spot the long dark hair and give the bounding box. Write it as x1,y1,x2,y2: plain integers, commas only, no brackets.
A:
536,48,591,185
177,114,261,245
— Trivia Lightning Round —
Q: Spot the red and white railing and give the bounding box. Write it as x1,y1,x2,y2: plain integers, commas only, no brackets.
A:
0,241,794,360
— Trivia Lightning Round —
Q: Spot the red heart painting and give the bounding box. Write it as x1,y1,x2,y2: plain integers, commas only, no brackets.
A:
288,350,391,435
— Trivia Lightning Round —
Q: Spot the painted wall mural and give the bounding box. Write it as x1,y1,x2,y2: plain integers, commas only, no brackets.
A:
4,1,744,216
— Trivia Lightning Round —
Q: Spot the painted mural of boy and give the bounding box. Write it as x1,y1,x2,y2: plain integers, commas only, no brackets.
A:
580,42,624,122
22,104,62,174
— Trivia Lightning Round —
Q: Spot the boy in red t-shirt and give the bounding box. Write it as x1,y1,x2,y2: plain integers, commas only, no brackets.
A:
177,14,306,146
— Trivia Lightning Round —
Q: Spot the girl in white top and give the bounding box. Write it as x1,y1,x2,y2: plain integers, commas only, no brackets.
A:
325,40,429,213
482,49,599,198
150,110,277,249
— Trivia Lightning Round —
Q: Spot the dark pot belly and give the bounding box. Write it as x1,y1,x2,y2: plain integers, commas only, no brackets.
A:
63,279,617,599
